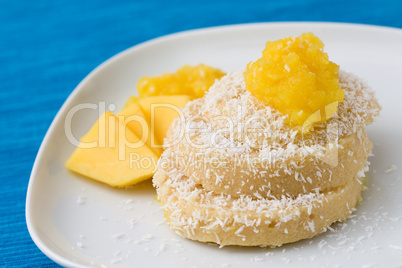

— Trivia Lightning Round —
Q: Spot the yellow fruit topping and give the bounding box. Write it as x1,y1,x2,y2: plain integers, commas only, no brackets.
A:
137,64,225,100
244,32,344,129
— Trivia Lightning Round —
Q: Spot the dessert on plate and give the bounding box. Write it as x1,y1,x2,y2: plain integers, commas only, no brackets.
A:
153,33,381,246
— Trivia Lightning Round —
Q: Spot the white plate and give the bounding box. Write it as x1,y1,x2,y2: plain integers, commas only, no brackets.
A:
26,22,402,268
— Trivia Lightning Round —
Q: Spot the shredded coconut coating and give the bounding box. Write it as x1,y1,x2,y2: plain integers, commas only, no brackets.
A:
154,69,380,246
160,70,380,198
154,161,367,246
166,69,379,159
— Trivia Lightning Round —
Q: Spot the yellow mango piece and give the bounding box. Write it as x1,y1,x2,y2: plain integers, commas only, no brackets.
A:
137,64,225,100
137,95,190,147
244,32,344,128
123,96,138,108
65,111,158,187
117,102,163,157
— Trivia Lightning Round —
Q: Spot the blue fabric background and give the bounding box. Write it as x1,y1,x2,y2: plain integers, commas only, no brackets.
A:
1,0,401,266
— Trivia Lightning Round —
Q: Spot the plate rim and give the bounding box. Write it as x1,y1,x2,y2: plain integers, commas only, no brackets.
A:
25,21,402,267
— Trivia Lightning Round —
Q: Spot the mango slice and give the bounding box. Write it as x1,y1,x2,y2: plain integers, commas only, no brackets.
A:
117,103,163,157
137,95,191,147
123,96,138,109
65,111,158,187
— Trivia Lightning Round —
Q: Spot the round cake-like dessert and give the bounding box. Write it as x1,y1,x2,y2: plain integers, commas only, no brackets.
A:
153,69,380,247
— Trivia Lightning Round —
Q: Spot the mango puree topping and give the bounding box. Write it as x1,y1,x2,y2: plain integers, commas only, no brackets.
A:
137,64,225,100
244,32,345,128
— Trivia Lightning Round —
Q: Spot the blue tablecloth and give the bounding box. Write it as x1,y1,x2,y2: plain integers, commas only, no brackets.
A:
1,0,401,266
